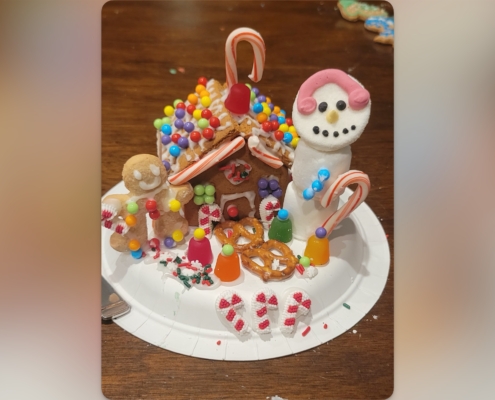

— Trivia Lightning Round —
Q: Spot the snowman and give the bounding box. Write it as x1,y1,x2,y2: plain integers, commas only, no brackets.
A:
283,69,371,240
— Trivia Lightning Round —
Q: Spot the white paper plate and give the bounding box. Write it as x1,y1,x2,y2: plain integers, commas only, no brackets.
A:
102,181,390,360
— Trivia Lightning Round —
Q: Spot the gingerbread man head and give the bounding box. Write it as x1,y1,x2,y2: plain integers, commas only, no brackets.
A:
122,154,168,195
292,69,371,152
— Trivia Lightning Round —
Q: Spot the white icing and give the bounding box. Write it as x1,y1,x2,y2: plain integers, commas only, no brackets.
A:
221,159,251,185
139,176,161,191
133,170,142,180
219,191,256,219
150,164,160,176
126,180,169,203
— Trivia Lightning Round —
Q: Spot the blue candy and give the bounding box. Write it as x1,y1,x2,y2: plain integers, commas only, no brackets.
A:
278,116,286,124
131,249,142,259
278,208,289,220
318,168,330,181
169,145,181,157
283,132,293,144
303,188,315,200
312,180,323,192
161,124,172,135
252,103,263,114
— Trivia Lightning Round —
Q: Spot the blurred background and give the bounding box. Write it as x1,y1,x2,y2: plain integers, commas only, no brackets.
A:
1,0,495,399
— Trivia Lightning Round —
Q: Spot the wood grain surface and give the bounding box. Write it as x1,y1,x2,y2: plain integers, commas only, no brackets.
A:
102,2,393,399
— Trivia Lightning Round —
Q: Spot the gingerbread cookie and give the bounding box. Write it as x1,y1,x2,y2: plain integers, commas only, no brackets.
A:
337,0,388,22
101,154,193,255
364,16,394,45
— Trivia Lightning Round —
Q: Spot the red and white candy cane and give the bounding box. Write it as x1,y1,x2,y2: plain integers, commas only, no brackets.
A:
101,202,130,235
279,290,312,334
215,290,249,335
168,137,245,185
251,289,278,334
259,195,280,226
225,27,265,88
198,203,221,237
248,136,283,169
319,170,370,237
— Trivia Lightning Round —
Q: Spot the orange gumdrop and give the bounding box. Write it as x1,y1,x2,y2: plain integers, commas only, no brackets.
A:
214,245,240,282
303,235,330,266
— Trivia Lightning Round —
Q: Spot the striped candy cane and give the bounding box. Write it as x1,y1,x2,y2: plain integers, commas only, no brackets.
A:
248,136,283,169
168,137,245,185
279,290,311,334
319,170,370,237
225,27,266,88
198,203,221,237
215,290,250,335
251,289,278,334
101,202,130,235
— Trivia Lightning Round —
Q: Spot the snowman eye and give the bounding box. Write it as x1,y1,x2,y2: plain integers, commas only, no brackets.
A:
336,100,346,111
318,102,328,112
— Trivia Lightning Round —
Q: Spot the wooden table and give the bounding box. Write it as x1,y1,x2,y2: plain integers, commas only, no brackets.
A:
102,2,393,399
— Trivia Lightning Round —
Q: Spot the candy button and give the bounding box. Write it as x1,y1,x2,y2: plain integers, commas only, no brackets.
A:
192,109,203,120
175,108,185,119
172,229,184,242
252,103,263,114
222,244,235,256
204,184,216,196
198,118,209,129
299,256,311,267
174,119,184,129
126,202,138,214
193,228,205,240
278,208,289,220
153,119,163,129
194,185,205,196
131,249,142,259
315,227,327,238
318,168,331,181
303,188,315,200
169,145,181,157
183,122,194,133
125,214,137,227
198,76,208,86
195,84,206,94
227,205,238,218
164,105,174,117
128,239,140,251
164,237,175,248
209,116,220,128
169,199,181,212
312,180,323,192
200,96,211,107
145,199,157,211
283,132,293,144
161,135,171,145
178,137,189,149
149,210,160,220
187,93,198,105
161,124,172,135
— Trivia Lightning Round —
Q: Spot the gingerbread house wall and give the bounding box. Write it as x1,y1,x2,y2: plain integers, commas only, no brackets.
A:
183,144,290,226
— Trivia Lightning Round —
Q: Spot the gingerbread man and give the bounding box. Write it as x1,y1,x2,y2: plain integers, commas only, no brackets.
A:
102,154,193,254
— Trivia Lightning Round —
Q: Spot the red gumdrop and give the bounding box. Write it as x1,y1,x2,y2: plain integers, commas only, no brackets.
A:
145,199,157,211
270,120,280,131
198,76,208,86
201,109,212,119
274,130,284,141
171,133,181,143
186,104,196,115
209,116,220,128
149,210,160,220
190,131,201,142
202,128,214,140
261,121,272,132
224,83,250,114
175,102,186,109
285,117,293,126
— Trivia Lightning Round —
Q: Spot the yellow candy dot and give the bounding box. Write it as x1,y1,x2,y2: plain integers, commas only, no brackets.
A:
193,109,202,120
288,126,297,134
266,96,271,103
201,96,211,107
199,90,210,98
195,84,206,94
193,228,205,240
169,199,181,212
273,106,280,114
261,102,268,107
291,137,300,148
172,229,184,242
128,239,140,251
262,106,271,115
164,105,174,117
277,112,284,117
125,215,137,227
256,112,268,123
187,93,198,105
279,123,289,132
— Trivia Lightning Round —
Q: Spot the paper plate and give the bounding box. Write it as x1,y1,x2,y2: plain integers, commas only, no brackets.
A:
102,181,390,360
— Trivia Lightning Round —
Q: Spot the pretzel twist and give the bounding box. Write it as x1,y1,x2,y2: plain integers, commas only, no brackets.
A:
213,217,264,252
240,240,298,282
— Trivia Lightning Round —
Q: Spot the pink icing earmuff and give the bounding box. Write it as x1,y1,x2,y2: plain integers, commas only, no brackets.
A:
296,69,370,115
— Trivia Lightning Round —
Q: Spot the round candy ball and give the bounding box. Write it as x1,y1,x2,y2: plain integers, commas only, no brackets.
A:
256,113,268,123
261,121,272,132
173,99,183,108
252,103,263,114
187,93,198,105
198,118,209,129
169,199,181,212
257,178,268,189
269,113,278,121
299,256,311,268
162,160,170,171
278,116,286,125
193,228,205,240
200,96,211,107
131,249,143,259
227,205,238,218
190,130,201,143
161,134,171,145
183,121,194,133
186,104,196,115
127,202,139,214
175,108,185,119
258,189,269,199
315,227,327,238
169,145,181,157
204,195,215,204
164,105,174,117
257,95,266,103
128,239,141,251
274,130,284,141
171,133,181,143
162,117,172,125
283,132,293,144
272,188,283,198
194,185,205,196
178,137,189,149
149,238,160,250
164,237,175,248
303,188,315,200
201,109,212,119
153,119,163,129
312,180,323,192
145,199,157,211
250,91,256,101
202,128,214,140
278,208,289,220
125,214,137,227
252,87,259,95
269,179,279,191
193,195,204,205
149,210,160,220
172,229,184,242
204,184,215,196
174,119,184,130
318,168,331,181
285,117,293,126
161,124,172,135
198,76,208,86
209,116,220,128
270,120,280,131
222,244,235,256
192,109,202,120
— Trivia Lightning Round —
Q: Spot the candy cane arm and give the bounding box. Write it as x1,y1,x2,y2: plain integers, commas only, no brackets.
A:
248,136,283,169
168,137,245,185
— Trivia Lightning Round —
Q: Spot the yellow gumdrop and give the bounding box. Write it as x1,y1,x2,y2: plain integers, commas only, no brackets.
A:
273,106,280,114
193,228,205,240
256,112,268,123
169,199,181,212
195,84,206,94
172,229,184,242
193,109,202,120
199,90,210,98
279,123,289,132
291,137,300,148
187,93,198,105
164,105,174,117
125,215,137,227
128,239,140,251
201,96,211,107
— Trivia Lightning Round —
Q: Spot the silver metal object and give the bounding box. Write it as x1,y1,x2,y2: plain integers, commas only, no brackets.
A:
101,276,131,320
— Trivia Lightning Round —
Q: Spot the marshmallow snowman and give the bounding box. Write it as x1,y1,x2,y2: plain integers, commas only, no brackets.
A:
283,69,371,240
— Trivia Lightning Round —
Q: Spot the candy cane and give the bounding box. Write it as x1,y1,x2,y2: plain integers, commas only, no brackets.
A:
168,137,245,185
101,218,130,235
279,290,311,334
225,27,265,88
198,203,221,237
101,202,130,235
259,195,281,226
248,136,283,169
251,289,278,334
215,290,249,335
319,170,370,236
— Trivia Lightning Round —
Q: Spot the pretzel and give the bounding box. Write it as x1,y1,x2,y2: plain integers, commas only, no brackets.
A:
240,240,298,281
213,217,264,252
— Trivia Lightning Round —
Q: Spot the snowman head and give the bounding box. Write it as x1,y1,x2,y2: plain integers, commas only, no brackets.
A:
292,69,371,152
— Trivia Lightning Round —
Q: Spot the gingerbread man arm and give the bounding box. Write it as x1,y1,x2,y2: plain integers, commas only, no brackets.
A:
174,184,194,204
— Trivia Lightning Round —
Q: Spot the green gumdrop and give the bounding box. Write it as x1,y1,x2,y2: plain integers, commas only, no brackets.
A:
193,195,204,205
193,185,205,196
127,202,139,214
153,119,163,129
222,244,235,256
204,184,215,196
204,195,215,204
299,256,311,268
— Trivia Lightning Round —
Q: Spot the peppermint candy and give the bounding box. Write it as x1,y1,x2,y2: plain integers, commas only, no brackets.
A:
251,289,278,334
198,203,221,237
279,289,312,334
259,195,280,227
215,290,249,335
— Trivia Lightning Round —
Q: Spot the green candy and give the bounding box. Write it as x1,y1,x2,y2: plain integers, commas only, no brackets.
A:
193,195,204,205
194,185,205,196
162,117,172,125
245,83,252,89
222,244,235,256
204,195,215,204
153,118,163,129
198,118,209,129
299,256,311,268
173,99,183,107
250,91,256,101
126,202,139,214
204,184,215,196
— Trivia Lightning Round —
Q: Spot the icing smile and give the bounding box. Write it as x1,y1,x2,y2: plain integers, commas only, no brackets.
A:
139,176,161,190
312,125,356,137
